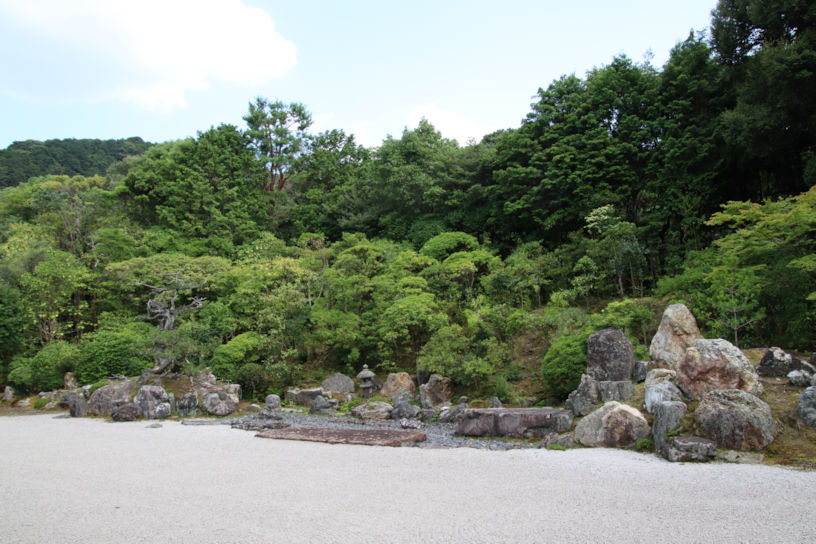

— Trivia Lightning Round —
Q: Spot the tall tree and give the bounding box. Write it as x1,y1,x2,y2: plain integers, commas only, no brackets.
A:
243,98,312,193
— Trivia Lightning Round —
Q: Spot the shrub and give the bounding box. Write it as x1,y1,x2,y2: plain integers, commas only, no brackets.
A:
88,379,108,396
546,443,567,451
235,363,266,400
540,329,590,400
29,341,78,391
210,332,263,381
75,323,153,383
636,438,655,452
33,397,49,409
417,324,495,386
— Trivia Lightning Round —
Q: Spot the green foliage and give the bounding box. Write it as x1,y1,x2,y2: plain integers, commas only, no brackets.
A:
33,397,50,409
419,231,480,261
29,341,78,392
636,438,655,452
75,323,153,384
235,363,266,400
417,324,495,386
210,332,263,380
541,329,591,400
546,443,567,451
88,379,108,396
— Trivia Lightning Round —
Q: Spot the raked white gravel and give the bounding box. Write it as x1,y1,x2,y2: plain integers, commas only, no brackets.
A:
1,414,814,543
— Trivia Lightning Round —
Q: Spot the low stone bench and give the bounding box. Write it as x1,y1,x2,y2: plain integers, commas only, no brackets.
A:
455,408,573,438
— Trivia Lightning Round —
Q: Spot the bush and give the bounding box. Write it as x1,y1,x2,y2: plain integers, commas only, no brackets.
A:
33,397,49,409
75,323,153,383
546,443,567,451
636,438,654,452
417,324,495,386
540,329,590,400
29,341,78,391
235,363,266,400
210,332,263,381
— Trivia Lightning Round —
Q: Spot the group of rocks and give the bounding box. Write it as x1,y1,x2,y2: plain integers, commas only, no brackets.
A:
4,372,243,422
564,303,816,462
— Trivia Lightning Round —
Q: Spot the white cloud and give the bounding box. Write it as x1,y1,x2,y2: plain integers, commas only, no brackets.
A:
406,103,488,145
0,0,296,111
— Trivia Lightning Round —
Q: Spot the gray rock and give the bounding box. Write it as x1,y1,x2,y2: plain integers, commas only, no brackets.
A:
438,403,468,423
135,385,171,419
456,408,573,438
787,369,812,387
248,403,261,413
285,387,328,407
566,374,634,417
489,397,503,409
645,380,684,414
390,388,414,406
652,400,687,451
264,394,281,411
176,392,199,418
661,436,717,462
420,408,436,422
88,380,137,417
757,347,800,377
695,389,775,450
15,398,30,408
309,395,333,415
631,361,654,383
587,328,634,381
351,401,393,420
321,373,355,394
63,372,78,390
400,418,423,430
201,390,238,417
574,402,650,448
649,303,703,369
419,374,452,408
676,339,762,399
539,432,576,449
110,403,140,422
798,386,816,428
391,402,421,420
81,385,92,399
596,380,635,402
645,368,677,387
813,374,816,387
2,385,15,402
565,374,600,416
145,423,163,429
70,396,87,418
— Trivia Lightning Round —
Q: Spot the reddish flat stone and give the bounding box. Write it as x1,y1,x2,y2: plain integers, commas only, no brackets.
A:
256,426,426,447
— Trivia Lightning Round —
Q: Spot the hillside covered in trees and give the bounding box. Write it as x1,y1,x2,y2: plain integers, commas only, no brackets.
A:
0,137,152,189
0,1,814,402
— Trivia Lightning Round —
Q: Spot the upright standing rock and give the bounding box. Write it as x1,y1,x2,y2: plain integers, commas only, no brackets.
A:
135,385,171,419
586,328,634,381
381,372,416,397
798,387,816,428
676,339,762,399
649,303,703,369
419,374,452,408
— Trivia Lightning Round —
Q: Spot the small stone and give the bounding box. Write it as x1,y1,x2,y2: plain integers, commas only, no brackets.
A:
662,436,717,462
145,423,163,429
248,404,261,413
16,399,30,408
400,418,423,429
2,385,15,402
351,401,393,420
798,387,816,428
715,450,765,464
264,394,282,411
309,395,333,415
489,397,503,409
391,402,421,420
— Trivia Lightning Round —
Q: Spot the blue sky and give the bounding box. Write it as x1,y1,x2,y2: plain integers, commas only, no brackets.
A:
0,0,717,149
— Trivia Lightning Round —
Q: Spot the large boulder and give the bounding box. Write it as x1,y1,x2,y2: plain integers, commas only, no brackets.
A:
757,347,801,377
456,408,573,438
798,387,816,428
381,372,416,397
110,403,140,422
391,402,421,420
676,339,762,399
88,380,137,417
661,436,717,463
135,385,171,419
351,401,393,420
176,392,199,418
649,303,703,369
390,388,414,406
201,390,238,417
586,328,634,381
438,402,469,423
285,387,328,407
574,402,650,448
59,391,88,417
694,389,775,450
321,373,355,394
309,395,333,415
419,374,452,408
651,400,686,451
565,374,634,417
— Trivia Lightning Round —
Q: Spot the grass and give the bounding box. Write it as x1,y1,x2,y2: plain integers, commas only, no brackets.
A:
758,376,816,469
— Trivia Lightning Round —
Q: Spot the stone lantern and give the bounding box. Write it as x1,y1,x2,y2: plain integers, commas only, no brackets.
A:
357,364,375,399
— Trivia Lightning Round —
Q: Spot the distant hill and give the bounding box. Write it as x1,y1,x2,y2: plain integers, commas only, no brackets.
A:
0,137,153,188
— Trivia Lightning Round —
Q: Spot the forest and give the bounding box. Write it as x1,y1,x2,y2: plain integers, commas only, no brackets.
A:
0,0,814,403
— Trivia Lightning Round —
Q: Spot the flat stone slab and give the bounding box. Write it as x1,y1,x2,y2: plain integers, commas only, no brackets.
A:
256,426,427,447
456,408,573,438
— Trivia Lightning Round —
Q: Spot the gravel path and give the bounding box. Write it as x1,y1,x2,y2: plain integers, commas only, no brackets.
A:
1,414,814,543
